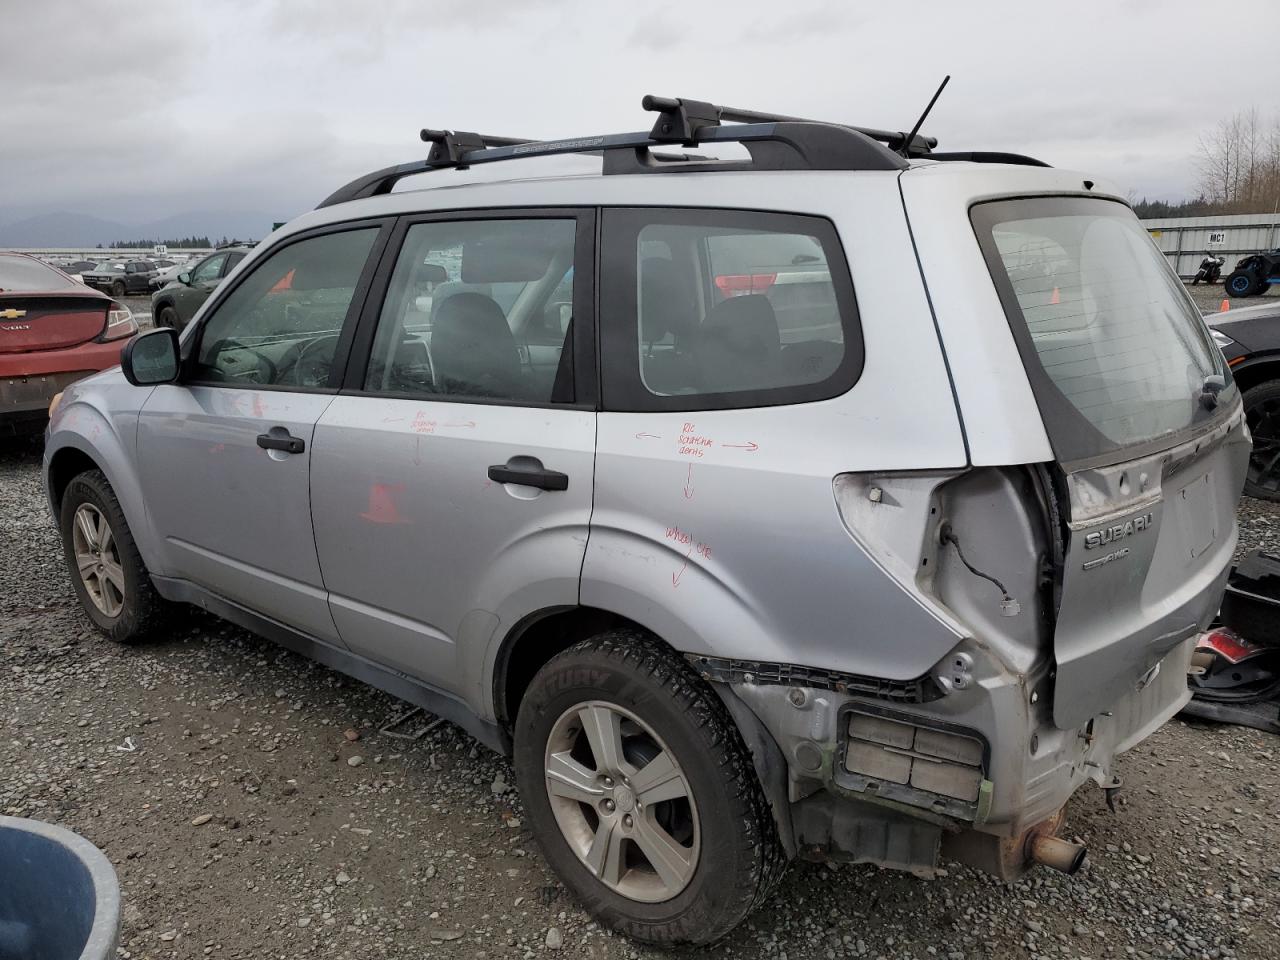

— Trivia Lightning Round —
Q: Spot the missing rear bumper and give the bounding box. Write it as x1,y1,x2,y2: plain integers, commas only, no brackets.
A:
941,807,1085,880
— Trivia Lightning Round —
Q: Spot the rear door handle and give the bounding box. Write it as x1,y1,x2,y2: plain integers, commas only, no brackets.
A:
487,463,569,491
256,432,305,454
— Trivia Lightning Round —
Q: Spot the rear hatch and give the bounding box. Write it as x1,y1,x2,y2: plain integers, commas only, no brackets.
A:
972,196,1250,729
0,293,110,352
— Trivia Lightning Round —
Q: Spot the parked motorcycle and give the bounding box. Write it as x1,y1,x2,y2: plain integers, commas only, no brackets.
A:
1192,254,1225,285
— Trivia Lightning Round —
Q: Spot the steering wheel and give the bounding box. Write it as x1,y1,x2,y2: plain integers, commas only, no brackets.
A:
208,338,277,384
292,334,343,388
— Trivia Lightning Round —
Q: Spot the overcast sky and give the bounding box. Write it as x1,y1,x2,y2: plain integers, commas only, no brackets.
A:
3,0,1275,228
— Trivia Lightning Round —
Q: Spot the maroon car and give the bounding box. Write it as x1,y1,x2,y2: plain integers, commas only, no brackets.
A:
0,253,138,434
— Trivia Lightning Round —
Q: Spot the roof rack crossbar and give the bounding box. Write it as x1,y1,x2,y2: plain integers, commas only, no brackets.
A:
641,94,938,156
419,128,535,166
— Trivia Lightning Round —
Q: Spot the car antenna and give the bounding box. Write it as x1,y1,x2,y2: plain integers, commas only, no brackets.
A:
899,75,950,158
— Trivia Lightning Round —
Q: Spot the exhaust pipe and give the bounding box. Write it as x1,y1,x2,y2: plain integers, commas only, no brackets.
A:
1028,833,1087,874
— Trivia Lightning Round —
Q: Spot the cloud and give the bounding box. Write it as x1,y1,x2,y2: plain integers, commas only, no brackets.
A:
2,0,1277,234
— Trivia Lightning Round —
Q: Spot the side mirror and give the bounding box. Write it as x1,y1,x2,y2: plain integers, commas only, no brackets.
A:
121,328,180,386
178,272,191,285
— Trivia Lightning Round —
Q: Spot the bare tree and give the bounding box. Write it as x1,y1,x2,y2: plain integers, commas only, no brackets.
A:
1197,117,1235,205
1196,108,1279,213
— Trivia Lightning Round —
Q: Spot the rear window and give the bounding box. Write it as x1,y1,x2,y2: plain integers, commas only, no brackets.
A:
0,255,78,292
972,197,1230,464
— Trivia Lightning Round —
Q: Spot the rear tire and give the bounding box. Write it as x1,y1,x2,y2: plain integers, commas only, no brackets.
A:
59,469,169,642
512,630,786,945
157,305,180,329
1226,270,1261,298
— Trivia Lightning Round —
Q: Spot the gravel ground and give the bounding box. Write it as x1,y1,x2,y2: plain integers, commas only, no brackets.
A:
1187,282,1280,316
3,437,1279,960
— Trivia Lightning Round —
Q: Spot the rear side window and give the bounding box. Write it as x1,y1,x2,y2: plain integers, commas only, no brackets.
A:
600,208,861,411
973,197,1229,465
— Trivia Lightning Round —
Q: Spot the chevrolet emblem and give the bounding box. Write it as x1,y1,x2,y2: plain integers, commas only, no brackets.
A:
0,309,27,320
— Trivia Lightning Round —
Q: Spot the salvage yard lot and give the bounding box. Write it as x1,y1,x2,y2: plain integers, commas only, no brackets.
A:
2,446,1278,960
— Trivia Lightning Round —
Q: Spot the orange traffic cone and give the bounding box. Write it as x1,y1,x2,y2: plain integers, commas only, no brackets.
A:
1220,299,1230,313
1050,286,1061,305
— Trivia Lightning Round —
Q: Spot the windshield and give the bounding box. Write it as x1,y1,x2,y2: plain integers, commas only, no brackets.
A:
973,196,1230,464
0,255,79,291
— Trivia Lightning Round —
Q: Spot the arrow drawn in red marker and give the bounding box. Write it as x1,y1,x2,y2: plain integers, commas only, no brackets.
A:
635,432,661,440
682,463,695,500
443,420,476,429
672,543,694,588
720,441,759,451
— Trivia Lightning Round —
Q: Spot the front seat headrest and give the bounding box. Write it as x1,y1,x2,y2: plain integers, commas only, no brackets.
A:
429,292,523,399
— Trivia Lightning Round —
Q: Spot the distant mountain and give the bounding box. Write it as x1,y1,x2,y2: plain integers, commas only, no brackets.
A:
0,212,129,247
0,210,275,248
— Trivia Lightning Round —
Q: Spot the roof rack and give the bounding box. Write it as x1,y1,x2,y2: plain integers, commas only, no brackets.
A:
317,94,1048,208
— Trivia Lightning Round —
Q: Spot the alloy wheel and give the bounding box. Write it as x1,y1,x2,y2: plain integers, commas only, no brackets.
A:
543,700,699,903
71,503,125,617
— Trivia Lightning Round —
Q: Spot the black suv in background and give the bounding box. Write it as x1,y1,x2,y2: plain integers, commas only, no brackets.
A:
150,246,250,330
81,260,157,297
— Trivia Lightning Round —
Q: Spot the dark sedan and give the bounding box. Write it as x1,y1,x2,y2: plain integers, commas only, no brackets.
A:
0,253,138,433
81,260,157,298
1210,301,1280,500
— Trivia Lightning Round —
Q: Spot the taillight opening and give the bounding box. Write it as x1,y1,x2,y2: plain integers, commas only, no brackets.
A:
101,302,138,342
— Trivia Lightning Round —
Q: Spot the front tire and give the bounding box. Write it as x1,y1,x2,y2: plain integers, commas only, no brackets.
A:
59,469,168,642
110,280,127,298
157,305,180,329
513,631,786,945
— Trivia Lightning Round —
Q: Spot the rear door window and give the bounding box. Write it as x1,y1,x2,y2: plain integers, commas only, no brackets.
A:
972,197,1231,465
360,217,583,405
600,208,861,411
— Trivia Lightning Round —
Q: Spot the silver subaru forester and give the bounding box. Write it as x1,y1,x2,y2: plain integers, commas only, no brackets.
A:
44,96,1249,945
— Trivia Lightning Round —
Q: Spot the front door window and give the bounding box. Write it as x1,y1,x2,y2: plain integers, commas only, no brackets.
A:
192,229,378,389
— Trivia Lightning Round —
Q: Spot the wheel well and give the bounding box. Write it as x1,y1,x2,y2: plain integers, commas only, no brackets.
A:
494,606,650,729
1231,355,1280,395
47,447,100,513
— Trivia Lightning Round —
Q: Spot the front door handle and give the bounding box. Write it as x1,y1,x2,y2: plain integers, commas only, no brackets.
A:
256,432,305,454
487,462,569,491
